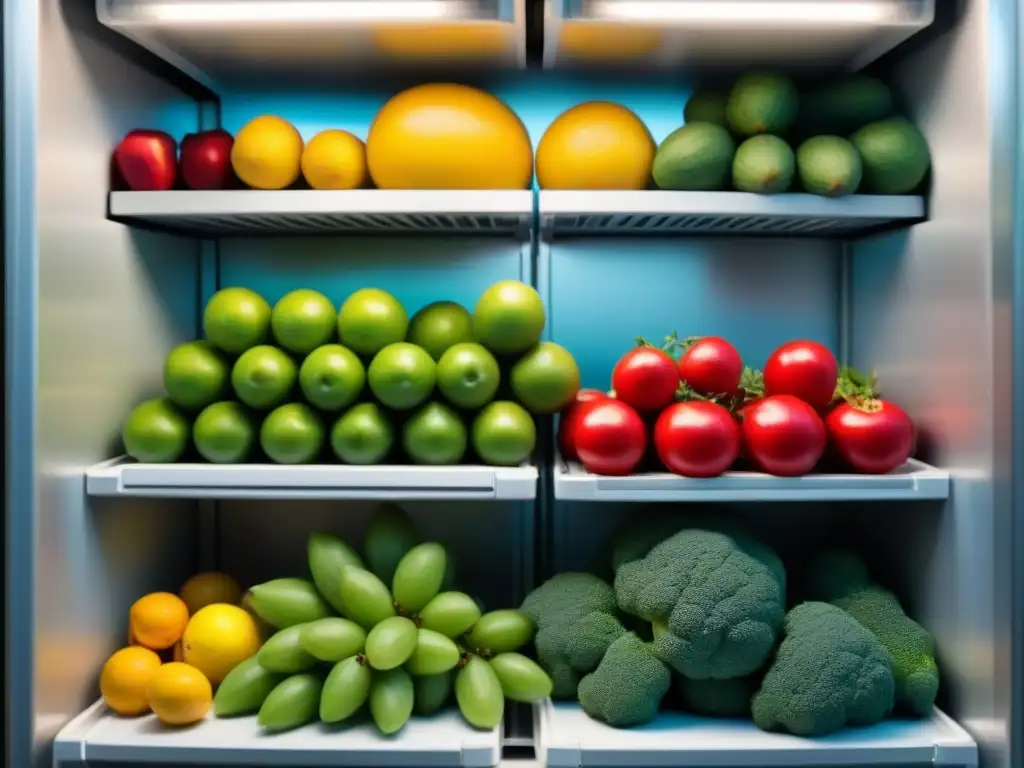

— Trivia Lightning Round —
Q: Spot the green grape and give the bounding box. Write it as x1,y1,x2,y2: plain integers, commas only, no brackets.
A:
248,578,333,629
258,624,318,674
308,532,364,615
258,673,323,732
214,656,284,717
364,502,421,585
418,592,482,639
392,542,447,614
488,652,553,703
365,616,418,671
465,610,534,654
414,672,453,716
456,655,505,730
300,617,366,663
320,655,372,723
339,565,396,629
370,667,415,735
406,628,461,676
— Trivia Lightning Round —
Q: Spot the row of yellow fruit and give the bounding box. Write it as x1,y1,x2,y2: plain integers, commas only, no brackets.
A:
100,572,266,725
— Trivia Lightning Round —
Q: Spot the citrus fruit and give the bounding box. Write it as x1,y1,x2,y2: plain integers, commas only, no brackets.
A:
436,342,500,410
271,289,337,354
301,129,368,190
122,398,190,463
99,646,162,716
162,341,228,410
509,341,580,414
203,287,272,354
147,662,213,726
337,288,409,357
231,115,304,190
407,301,473,361
182,604,261,684
368,342,436,410
231,346,297,410
299,344,365,411
129,592,190,650
260,403,324,464
192,402,255,464
330,402,394,465
472,281,546,355
179,572,243,615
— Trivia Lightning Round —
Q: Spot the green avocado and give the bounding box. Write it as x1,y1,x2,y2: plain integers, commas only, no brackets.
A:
850,119,931,195
796,136,863,197
726,73,799,137
652,122,736,191
684,88,728,127
800,76,894,136
732,135,795,194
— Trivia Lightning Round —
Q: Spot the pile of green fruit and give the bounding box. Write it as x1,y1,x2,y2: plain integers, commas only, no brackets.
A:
121,279,580,466
215,503,553,734
653,73,931,197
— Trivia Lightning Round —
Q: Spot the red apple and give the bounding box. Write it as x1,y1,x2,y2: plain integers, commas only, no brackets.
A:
180,129,235,190
113,129,177,191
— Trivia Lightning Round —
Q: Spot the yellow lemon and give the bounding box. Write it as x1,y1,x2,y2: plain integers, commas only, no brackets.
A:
100,646,163,716
147,662,212,726
231,115,304,190
301,130,368,190
182,604,260,684
129,592,190,651
179,571,243,615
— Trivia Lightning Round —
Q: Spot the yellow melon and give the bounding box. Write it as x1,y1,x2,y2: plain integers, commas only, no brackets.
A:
366,83,533,190
536,102,656,190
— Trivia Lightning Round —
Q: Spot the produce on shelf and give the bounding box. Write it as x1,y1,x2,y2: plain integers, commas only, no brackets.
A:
806,550,939,715
654,401,740,478
652,122,736,192
535,101,656,190
572,398,648,476
557,389,610,462
732,134,796,194
796,136,863,197
113,129,177,191
676,336,743,398
683,88,728,127
519,522,940,737
231,115,304,191
148,662,214,725
99,646,163,716
851,117,932,195
179,571,244,615
122,280,576,467
366,83,533,190
751,602,894,736
798,76,895,137
741,395,827,477
763,339,839,409
726,73,800,137
827,368,917,474
300,129,368,191
180,129,235,191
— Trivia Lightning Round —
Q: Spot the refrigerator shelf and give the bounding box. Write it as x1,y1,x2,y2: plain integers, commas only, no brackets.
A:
86,457,538,500
538,191,926,238
108,190,534,236
54,699,502,767
535,700,978,768
554,454,949,502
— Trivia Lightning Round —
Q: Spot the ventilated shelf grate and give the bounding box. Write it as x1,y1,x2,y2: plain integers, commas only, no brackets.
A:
539,191,926,237
109,190,534,236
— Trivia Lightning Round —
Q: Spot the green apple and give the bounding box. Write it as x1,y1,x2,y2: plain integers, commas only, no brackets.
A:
231,345,297,409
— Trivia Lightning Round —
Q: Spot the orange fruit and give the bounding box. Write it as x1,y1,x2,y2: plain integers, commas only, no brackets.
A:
182,604,261,684
99,646,163,716
179,572,243,615
129,592,190,650
147,662,213,726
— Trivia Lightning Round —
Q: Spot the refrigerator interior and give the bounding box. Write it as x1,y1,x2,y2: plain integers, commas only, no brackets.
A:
4,1,1020,768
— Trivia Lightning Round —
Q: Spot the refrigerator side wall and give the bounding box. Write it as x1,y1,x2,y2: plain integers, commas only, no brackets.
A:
849,1,1019,765
6,3,203,767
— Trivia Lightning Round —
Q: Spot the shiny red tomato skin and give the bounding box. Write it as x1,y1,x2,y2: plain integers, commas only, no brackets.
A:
575,400,647,476
654,401,741,478
764,340,839,410
826,400,915,474
612,347,680,412
557,389,610,460
742,395,827,476
678,337,744,397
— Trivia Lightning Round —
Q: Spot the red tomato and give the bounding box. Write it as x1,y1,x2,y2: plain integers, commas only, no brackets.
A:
575,399,647,476
557,389,610,460
742,395,827,476
654,401,741,478
764,340,838,410
611,347,680,412
826,399,915,474
678,337,744,398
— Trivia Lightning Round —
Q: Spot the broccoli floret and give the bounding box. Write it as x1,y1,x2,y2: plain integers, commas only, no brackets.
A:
577,632,672,727
609,519,682,573
806,550,939,716
521,573,627,698
674,674,757,718
752,601,894,737
614,528,786,680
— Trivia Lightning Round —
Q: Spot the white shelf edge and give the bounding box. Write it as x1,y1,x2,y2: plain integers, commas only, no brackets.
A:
535,700,978,768
54,699,503,767
553,453,949,502
87,457,538,500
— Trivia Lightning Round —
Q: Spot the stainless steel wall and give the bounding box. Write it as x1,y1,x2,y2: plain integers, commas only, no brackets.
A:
5,2,202,766
849,1,1020,765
